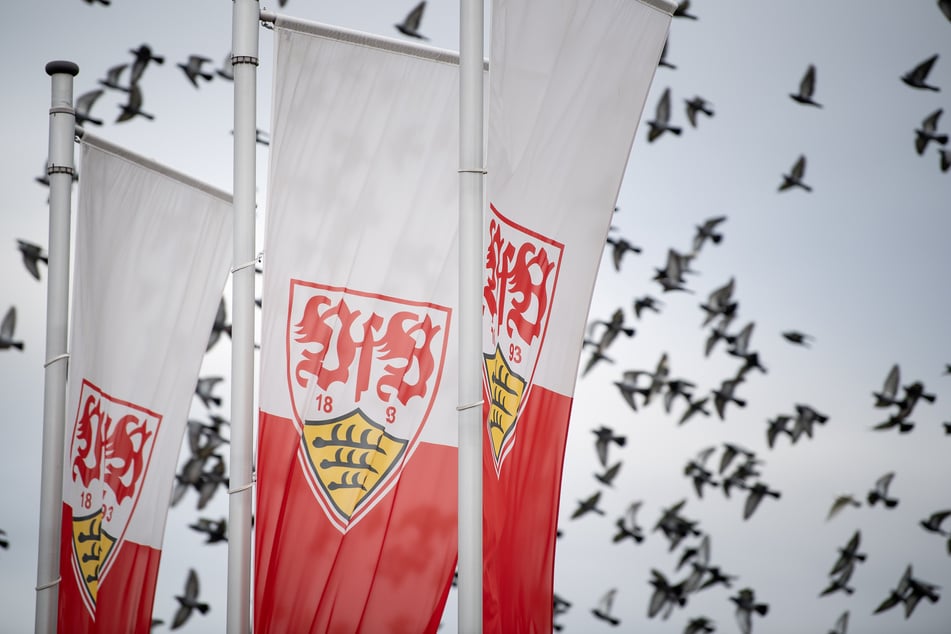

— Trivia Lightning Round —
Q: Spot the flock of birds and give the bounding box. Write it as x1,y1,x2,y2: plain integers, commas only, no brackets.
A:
2,0,948,632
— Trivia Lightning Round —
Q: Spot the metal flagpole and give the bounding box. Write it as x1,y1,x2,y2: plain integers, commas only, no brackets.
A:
228,1,258,632
35,60,79,634
458,0,485,631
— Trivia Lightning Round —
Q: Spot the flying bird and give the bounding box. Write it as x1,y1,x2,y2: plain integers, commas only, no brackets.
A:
647,569,687,620
395,1,428,40
873,364,901,407
647,88,682,142
116,84,155,123
778,155,812,192
940,147,951,172
0,307,24,351
178,55,215,88
595,461,623,487
691,216,727,255
790,64,822,107
195,376,224,409
74,89,104,126
605,234,642,271
658,40,676,69
171,568,210,629
781,330,813,347
207,297,232,351
592,588,621,626
16,239,48,281
685,96,714,127
730,588,768,634
673,0,698,20
901,54,940,91
914,109,948,155
98,63,129,92
827,494,861,521
867,471,899,508
216,51,234,81
592,425,626,467
919,509,951,536
633,295,663,319
571,491,606,519
742,482,781,520
613,501,645,544
188,517,227,543
128,44,165,85
828,610,849,634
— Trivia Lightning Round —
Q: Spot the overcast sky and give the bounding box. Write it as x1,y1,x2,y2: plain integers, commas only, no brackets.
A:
2,1,950,632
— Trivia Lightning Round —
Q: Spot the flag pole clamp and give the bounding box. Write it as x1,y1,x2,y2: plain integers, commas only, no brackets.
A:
35,576,61,592
43,352,69,368
456,399,484,411
231,251,263,274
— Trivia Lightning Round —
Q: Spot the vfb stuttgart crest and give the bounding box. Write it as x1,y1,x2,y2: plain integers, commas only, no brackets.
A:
67,379,161,616
287,280,451,532
483,203,564,474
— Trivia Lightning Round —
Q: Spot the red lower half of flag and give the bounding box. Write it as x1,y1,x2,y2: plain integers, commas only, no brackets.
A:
254,411,458,634
57,503,161,633
482,385,573,633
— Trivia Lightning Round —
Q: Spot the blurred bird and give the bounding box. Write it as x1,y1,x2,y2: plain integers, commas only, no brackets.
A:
659,40,676,69
790,64,822,107
613,501,645,544
712,377,746,420
700,278,737,327
178,55,214,88
673,0,698,19
553,594,572,631
395,1,428,40
583,308,635,376
613,370,651,412
684,616,716,634
730,588,768,634
919,509,951,536
914,109,948,155
647,88,682,142
830,530,866,577
571,491,606,519
116,84,155,123
820,566,856,597
781,330,813,347
742,482,780,520
663,378,695,414
605,234,642,271
827,494,861,521
595,461,622,487
654,249,692,293
171,568,210,629
679,396,711,425
592,588,621,626
633,295,663,319
691,216,727,255
790,403,828,442
828,610,849,634
719,442,755,475
216,51,234,81
195,376,224,409
128,44,165,85
873,364,901,407
592,425,626,467
874,564,941,618
0,529,8,549
189,517,227,543
0,307,24,351
98,63,129,92
74,89,104,126
16,239,48,281
941,0,951,21
648,570,689,621
207,297,232,351
685,96,714,127
654,499,702,551
940,147,951,172
765,414,792,449
779,155,812,192
901,54,940,91
867,471,899,508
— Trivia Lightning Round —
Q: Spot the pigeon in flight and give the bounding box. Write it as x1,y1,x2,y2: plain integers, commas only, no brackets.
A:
673,0,698,20
571,491,606,519
867,471,899,508
940,147,951,172
633,295,663,319
605,234,641,271
901,54,940,91
790,64,822,107
782,330,813,347
919,509,951,536
395,1,428,40
828,610,849,634
613,501,645,543
873,364,902,408
778,155,812,192
595,461,622,487
690,216,726,255
74,89,104,126
658,40,676,69
16,239,48,281
827,494,861,521
0,307,24,351
914,109,948,155
171,569,210,629
195,376,224,410
116,84,155,123
216,51,234,81
178,55,214,88
591,588,621,626
730,588,768,634
188,517,227,544
592,425,626,467
98,63,129,92
742,482,780,520
207,297,232,351
129,44,164,85
829,530,866,578
684,617,716,634
647,88,682,142
685,96,714,127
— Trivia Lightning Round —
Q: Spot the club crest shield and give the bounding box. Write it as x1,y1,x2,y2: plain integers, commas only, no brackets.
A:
66,379,161,616
287,280,451,532
483,204,564,474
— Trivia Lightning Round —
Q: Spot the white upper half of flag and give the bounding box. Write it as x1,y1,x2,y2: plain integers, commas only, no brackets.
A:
259,19,468,448
63,135,233,548
486,0,672,395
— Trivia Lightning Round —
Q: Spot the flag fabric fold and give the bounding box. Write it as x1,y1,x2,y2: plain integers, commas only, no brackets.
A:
481,0,674,630
254,18,462,633
57,134,233,633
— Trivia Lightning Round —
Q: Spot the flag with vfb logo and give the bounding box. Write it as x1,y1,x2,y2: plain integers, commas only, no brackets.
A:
58,135,233,633
254,17,461,633
482,0,674,630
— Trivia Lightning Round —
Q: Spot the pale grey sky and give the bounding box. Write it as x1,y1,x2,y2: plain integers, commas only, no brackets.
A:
1,1,950,633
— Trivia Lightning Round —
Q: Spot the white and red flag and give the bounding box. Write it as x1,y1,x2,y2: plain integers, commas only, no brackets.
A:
481,0,674,630
254,18,461,633
57,135,233,632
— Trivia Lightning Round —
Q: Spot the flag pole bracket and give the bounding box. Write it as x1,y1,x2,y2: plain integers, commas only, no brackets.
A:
35,576,61,592
43,352,69,369
457,399,484,411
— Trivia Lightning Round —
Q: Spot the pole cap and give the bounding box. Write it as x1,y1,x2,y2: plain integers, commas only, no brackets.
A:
45,61,79,77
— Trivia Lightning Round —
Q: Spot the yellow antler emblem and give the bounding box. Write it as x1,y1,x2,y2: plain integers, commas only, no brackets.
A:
484,344,526,461
71,510,116,605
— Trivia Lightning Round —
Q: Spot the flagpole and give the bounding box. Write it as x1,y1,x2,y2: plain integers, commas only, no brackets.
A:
35,60,79,634
458,0,485,631
228,1,258,632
